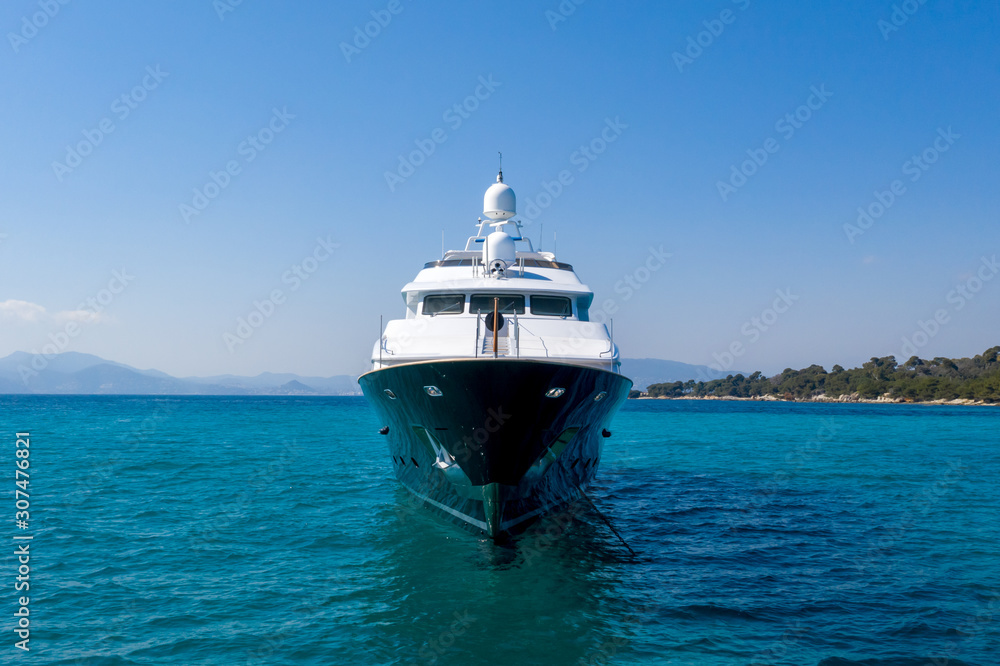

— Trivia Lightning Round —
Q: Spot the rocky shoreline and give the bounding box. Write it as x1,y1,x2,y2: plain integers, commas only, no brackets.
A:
633,393,998,406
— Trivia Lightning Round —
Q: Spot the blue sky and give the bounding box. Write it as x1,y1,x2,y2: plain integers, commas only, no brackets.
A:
1,0,998,378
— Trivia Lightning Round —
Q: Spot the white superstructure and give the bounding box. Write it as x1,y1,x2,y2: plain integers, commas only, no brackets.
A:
371,171,620,372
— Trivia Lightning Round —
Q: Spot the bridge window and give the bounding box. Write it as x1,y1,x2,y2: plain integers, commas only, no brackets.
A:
530,295,572,316
423,294,465,315
470,294,525,314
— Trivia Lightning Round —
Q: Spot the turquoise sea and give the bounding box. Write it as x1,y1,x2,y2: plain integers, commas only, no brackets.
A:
1,396,998,665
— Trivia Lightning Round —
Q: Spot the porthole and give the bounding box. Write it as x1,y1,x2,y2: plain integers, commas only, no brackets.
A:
383,389,397,399
424,386,443,397
594,391,607,402
545,387,566,398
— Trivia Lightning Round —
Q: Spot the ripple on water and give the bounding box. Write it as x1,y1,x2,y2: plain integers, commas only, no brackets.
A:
4,396,998,665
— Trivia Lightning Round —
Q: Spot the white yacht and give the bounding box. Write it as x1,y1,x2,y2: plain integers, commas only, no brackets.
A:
359,169,632,539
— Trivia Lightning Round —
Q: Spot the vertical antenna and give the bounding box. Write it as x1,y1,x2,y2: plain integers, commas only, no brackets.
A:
498,151,503,182
476,217,483,277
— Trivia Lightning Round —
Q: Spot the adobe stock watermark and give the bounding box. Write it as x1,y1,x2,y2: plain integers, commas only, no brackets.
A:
179,107,295,224
716,84,832,201
594,244,671,323
193,443,296,546
384,75,501,192
545,0,586,31
223,235,339,352
843,127,960,243
727,417,840,527
418,610,476,664
378,272,483,359
213,0,246,21
520,502,588,567
705,288,799,376
17,268,135,385
878,0,929,40
519,117,627,225
749,622,808,666
552,245,670,357
59,401,172,513
928,588,1000,666
340,0,408,63
854,458,967,576
52,65,169,182
612,245,671,301
7,0,71,54
898,254,998,359
577,605,655,666
456,407,510,464
673,0,752,72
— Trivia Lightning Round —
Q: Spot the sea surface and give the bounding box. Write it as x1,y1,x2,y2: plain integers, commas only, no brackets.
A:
1,395,998,665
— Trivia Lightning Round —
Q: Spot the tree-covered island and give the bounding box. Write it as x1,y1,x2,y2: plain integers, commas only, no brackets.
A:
636,346,1000,404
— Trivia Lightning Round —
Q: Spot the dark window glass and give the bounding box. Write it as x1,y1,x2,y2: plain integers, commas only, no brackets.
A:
470,294,525,314
530,296,572,316
423,294,465,315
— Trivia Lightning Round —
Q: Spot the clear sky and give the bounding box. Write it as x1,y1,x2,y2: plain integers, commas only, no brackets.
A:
2,0,998,378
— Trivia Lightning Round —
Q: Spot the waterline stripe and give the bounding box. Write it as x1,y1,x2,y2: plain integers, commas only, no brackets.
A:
406,489,490,531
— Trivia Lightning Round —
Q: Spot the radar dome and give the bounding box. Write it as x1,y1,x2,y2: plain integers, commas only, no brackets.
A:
483,231,516,274
483,172,516,221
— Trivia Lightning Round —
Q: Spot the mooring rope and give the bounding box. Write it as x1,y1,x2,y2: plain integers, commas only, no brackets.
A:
579,488,636,557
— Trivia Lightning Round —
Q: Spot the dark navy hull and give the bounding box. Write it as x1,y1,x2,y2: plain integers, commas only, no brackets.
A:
359,358,632,539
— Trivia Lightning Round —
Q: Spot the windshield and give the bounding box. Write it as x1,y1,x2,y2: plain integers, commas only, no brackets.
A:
470,294,525,314
530,295,572,316
423,294,465,315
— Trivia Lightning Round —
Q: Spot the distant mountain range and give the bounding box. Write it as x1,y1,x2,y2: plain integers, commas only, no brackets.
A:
0,352,732,395
0,352,362,395
619,358,745,392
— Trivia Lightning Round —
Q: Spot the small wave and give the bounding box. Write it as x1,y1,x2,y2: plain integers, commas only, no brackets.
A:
672,603,758,620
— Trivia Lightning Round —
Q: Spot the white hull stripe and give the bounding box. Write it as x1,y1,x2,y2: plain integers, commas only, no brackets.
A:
404,485,578,533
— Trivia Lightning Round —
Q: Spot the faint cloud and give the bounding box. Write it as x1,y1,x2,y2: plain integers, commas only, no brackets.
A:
0,299,46,322
862,255,877,264
0,300,104,324
53,309,103,324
